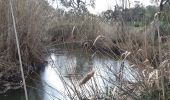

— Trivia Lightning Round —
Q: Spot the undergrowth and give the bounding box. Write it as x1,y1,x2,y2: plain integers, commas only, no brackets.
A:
0,0,170,100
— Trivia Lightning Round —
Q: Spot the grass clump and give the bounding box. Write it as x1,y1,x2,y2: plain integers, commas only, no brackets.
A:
0,0,54,93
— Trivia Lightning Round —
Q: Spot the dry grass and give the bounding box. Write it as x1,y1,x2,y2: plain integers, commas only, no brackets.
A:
50,12,170,100
0,0,54,93
0,0,170,99
47,14,102,46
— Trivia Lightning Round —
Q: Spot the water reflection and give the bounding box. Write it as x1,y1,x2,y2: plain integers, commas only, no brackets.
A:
0,50,136,100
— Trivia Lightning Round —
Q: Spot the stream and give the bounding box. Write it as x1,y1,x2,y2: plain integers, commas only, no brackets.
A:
0,49,136,100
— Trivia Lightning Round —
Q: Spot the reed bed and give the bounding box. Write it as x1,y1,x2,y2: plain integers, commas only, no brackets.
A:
47,7,170,100
0,0,53,93
0,0,170,100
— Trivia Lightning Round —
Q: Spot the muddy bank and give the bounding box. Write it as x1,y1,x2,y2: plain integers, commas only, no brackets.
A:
0,61,47,94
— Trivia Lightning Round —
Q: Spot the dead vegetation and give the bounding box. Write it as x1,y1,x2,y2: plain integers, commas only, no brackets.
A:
0,0,170,99
0,0,53,93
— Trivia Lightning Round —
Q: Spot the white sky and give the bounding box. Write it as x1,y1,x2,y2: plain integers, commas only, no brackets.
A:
49,0,157,14
88,0,156,14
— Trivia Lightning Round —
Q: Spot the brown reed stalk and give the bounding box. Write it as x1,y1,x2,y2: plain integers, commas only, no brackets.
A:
79,70,95,86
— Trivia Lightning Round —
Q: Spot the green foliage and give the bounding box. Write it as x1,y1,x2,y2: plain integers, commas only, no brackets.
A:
58,0,95,15
159,3,170,36
100,2,158,27
140,88,162,100
145,5,158,23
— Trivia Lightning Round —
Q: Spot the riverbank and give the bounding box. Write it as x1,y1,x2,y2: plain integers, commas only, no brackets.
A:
0,59,48,94
1,0,170,99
